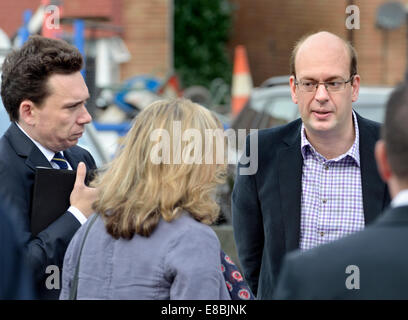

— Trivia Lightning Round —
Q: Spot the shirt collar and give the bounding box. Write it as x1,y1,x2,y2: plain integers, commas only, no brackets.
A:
391,189,408,208
15,122,61,163
301,110,360,166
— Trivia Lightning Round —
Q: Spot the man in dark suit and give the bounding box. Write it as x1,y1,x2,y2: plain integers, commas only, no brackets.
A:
0,203,35,299
0,36,98,299
232,31,390,299
273,82,408,299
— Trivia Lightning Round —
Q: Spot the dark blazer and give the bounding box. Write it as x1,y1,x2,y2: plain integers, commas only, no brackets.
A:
0,123,97,299
273,204,408,299
0,204,35,299
231,113,391,299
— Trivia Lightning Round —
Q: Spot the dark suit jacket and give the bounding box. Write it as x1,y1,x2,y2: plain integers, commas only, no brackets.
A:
273,204,408,299
0,204,35,299
231,113,391,299
0,123,96,299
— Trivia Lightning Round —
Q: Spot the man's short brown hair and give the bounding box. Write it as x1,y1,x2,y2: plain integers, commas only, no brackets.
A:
382,83,408,182
1,35,83,122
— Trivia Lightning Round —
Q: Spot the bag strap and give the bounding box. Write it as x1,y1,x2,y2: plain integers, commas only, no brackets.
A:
68,214,99,300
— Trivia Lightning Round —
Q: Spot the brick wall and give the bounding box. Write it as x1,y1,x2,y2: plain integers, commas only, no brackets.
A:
0,0,40,37
354,0,407,85
0,0,171,83
228,0,407,86
2,1,405,87
62,0,115,19
120,0,171,81
0,0,122,38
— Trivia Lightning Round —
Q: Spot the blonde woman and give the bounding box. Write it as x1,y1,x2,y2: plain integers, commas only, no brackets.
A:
60,99,231,300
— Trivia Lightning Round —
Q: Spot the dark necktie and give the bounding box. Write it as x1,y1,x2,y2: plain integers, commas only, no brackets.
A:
52,152,69,170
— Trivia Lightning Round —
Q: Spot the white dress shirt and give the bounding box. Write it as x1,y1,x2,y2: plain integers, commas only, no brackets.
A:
391,189,408,208
16,122,87,225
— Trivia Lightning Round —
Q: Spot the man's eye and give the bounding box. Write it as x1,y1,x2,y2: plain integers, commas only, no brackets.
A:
302,82,316,87
327,81,342,88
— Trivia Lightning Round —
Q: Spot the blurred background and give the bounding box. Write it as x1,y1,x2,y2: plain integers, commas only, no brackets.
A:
0,0,407,268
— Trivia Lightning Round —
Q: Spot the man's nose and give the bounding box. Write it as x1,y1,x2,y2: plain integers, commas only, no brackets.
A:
314,83,329,103
78,104,92,124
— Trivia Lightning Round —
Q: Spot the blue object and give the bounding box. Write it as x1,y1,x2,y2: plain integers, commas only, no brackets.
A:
113,75,161,114
92,121,132,136
73,19,86,78
17,10,32,46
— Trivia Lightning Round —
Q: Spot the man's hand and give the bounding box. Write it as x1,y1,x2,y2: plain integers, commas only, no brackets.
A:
70,162,98,218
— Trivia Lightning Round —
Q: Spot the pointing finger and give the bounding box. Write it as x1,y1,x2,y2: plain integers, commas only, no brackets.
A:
74,162,87,188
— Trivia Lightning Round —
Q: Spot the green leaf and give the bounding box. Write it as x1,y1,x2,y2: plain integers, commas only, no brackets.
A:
174,0,233,92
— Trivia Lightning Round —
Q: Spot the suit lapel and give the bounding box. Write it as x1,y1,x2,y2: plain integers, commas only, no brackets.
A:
278,122,303,251
5,123,51,171
357,114,387,225
26,147,53,171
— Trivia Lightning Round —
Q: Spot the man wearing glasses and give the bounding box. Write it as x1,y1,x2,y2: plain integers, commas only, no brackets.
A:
232,31,390,299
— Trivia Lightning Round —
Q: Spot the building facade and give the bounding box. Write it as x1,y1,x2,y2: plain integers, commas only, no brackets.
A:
228,0,407,86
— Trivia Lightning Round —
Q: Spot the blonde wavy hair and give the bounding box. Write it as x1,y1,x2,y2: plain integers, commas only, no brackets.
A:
91,98,227,239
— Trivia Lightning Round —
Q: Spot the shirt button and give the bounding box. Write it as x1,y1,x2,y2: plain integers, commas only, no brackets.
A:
322,198,327,204
320,232,324,237
324,164,329,170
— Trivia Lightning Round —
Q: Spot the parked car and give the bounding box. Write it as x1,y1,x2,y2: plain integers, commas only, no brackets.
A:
0,101,110,167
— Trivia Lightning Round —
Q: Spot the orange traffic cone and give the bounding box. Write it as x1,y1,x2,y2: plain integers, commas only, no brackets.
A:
231,45,252,117
158,74,183,99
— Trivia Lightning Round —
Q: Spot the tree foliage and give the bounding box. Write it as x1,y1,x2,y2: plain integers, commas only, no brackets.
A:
174,0,232,89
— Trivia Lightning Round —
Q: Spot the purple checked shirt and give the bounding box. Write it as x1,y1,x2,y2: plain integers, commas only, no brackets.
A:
299,111,365,251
